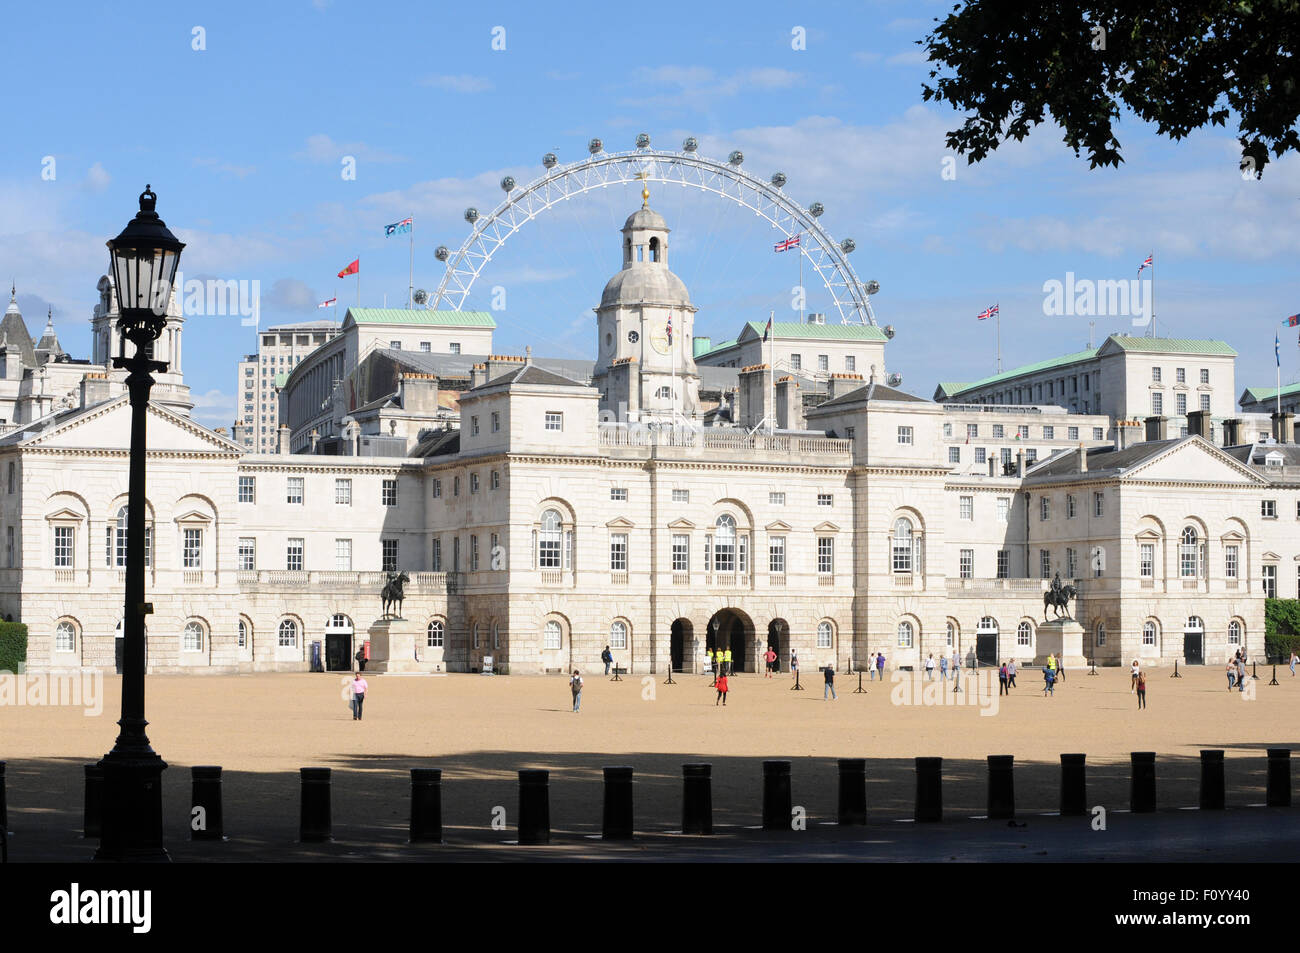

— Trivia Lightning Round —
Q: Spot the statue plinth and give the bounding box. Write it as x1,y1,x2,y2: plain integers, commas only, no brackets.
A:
1036,618,1086,669
367,617,438,673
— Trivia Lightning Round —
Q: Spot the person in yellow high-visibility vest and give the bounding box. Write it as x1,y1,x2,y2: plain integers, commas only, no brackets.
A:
723,647,733,676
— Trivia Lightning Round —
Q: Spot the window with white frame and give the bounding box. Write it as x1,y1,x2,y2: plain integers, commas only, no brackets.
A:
544,620,562,649
382,479,397,506
845,356,856,371
536,509,570,570
470,535,479,571
286,538,304,571
1142,621,1157,646
959,549,973,578
1179,527,1201,577
769,536,785,573
1228,620,1242,645
382,538,399,572
238,537,256,571
55,620,76,652
943,423,952,438
817,493,832,506
817,537,834,575
672,489,688,503
1140,542,1154,578
1094,492,1104,517
1067,426,1079,440
432,479,442,499
817,354,829,372
892,518,916,573
769,492,785,505
1224,544,1238,579
183,620,204,652
1040,549,1051,578
949,447,961,464
992,424,1004,439
278,619,298,647
897,620,914,647
671,534,689,572
336,538,352,571
996,550,1009,578
544,412,563,431
975,447,987,464
1043,425,1055,440
491,470,500,490
1152,392,1163,415
610,533,628,571
1066,495,1076,519
431,538,442,572
1262,499,1277,518
471,416,479,436
1066,547,1077,577
967,424,978,439
610,487,628,501
491,411,500,432
53,525,73,567
817,621,832,648
183,528,203,569
1017,621,1032,646
1200,394,1210,413
237,619,248,649
1263,564,1277,598
1176,393,1187,416
427,619,444,647
1017,425,1029,439
471,623,481,649
238,475,255,503
996,497,1010,523
897,426,913,445
1093,427,1104,440
470,473,480,494
1152,366,1161,382
610,620,628,650
946,621,955,646
1040,496,1050,520
959,496,973,520
287,477,304,504
713,515,736,572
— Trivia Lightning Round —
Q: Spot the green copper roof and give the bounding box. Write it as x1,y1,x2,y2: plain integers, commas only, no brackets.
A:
1104,335,1236,356
743,321,889,342
346,308,496,328
1242,381,1300,403
700,338,738,356
274,372,289,388
952,347,1100,394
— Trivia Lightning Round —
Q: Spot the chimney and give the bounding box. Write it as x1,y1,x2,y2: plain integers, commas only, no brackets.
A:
1116,419,1141,450
1144,415,1168,442
1272,412,1295,444
774,376,803,430
738,363,771,430
470,363,487,388
1186,409,1210,439
1078,442,1087,472
79,371,112,407
1016,449,1025,478
1222,417,1242,446
486,353,526,381
399,372,440,414
826,372,864,402
277,424,290,454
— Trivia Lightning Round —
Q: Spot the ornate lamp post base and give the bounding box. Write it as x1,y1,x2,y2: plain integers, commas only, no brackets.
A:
94,750,169,862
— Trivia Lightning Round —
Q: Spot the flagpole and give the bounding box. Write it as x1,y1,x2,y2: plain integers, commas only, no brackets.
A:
768,311,775,435
671,312,676,427
996,304,1002,373
798,241,804,325
1149,250,1155,338
408,215,414,310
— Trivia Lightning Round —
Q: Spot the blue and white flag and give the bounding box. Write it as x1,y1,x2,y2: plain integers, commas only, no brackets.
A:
385,217,412,237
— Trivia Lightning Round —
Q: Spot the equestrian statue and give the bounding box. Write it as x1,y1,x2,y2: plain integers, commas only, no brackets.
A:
1043,571,1077,621
380,571,410,619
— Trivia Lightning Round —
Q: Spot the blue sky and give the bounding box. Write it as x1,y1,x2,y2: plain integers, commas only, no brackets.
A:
4,0,1298,427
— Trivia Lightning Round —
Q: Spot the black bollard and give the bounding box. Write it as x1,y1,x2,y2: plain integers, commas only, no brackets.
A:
1060,753,1087,816
915,757,942,822
987,755,1015,819
409,768,443,843
1130,752,1157,813
190,766,224,841
1198,750,1225,811
83,764,103,839
1267,749,1292,807
299,767,332,842
837,758,867,825
601,766,634,840
517,769,550,845
762,760,792,830
682,763,713,834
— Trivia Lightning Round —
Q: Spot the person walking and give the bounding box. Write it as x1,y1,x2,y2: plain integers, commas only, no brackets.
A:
1290,650,1298,677
1046,653,1057,685
1055,655,1065,683
924,653,936,681
939,653,949,682
1043,665,1055,697
868,652,877,681
355,647,367,673
715,672,729,706
764,646,777,678
601,645,613,676
949,649,959,679
1237,656,1247,693
351,671,368,721
876,651,886,681
999,662,1009,695
570,669,583,712
1136,671,1147,710
1226,659,1237,690
1006,658,1017,689
823,662,837,701
1130,659,1141,693
790,650,799,679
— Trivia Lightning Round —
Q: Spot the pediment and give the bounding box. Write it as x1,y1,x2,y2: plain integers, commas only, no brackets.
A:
605,517,635,529
1122,437,1268,486
765,520,793,532
174,509,214,524
1220,530,1246,542
813,521,841,533
1262,551,1280,561
20,397,244,454
44,507,85,522
667,518,696,529
1133,528,1162,541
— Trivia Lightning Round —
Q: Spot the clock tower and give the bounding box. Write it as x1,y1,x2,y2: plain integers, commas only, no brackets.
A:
592,192,700,422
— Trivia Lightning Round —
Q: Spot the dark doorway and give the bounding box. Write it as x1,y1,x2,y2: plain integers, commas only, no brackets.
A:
1183,632,1204,665
706,609,751,673
976,632,998,667
767,619,787,673
115,636,123,675
326,633,352,671
670,619,691,673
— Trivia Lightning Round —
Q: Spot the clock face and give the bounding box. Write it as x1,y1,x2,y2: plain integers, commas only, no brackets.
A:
627,330,639,344
649,323,671,355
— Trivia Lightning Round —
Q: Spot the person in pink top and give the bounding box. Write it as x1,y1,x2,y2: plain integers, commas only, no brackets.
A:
351,672,368,721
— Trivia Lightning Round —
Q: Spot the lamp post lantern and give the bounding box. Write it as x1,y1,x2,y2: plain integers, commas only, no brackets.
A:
94,185,184,862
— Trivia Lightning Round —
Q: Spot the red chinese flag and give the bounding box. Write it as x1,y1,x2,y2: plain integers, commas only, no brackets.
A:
337,258,359,278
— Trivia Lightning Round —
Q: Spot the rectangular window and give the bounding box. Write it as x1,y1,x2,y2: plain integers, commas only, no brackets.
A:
1263,500,1277,518
454,476,460,496
992,424,1004,439
390,340,401,349
420,341,431,353
1152,367,1161,382
817,354,828,372
287,477,304,504
975,447,986,464
769,492,786,505
948,446,961,464
1017,425,1029,439
1264,564,1277,599
1176,367,1185,383
6,526,12,568
1093,427,1104,440
996,550,1009,579
1000,447,1012,468
335,538,352,571
959,496,973,520
1067,426,1078,440
943,423,952,438
845,356,855,372
1200,394,1210,412
610,534,628,571
959,549,973,579
817,537,834,575
1176,393,1187,416
1043,425,1055,440
491,411,500,432
967,424,979,439
672,489,689,503
238,476,255,503
470,473,480,494
286,538,303,571
1066,494,1076,519
238,537,256,571
53,526,73,568
490,533,499,568
1224,544,1238,579
769,537,786,574
997,497,1009,522
1040,496,1050,520
545,412,563,431
470,535,479,571
1152,392,1163,415
1200,368,1210,384
471,416,479,436
790,354,801,370
897,426,913,445
671,534,689,572
817,493,832,506
183,528,202,569
449,342,461,354
1040,550,1051,579
432,478,442,499
382,479,397,506
1066,547,1077,577
382,538,399,572
610,487,628,501
335,478,351,505
431,538,442,572
490,470,500,490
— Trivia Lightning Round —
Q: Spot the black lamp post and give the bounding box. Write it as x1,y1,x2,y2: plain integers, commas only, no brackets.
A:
94,185,184,862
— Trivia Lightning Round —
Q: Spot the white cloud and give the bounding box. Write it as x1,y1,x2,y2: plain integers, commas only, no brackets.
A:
265,278,320,313
885,48,928,66
193,157,256,179
82,162,111,192
852,51,882,65
296,134,405,164
419,74,494,93
189,388,235,428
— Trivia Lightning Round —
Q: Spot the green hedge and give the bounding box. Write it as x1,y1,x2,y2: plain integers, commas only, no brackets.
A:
0,621,27,673
1264,600,1300,663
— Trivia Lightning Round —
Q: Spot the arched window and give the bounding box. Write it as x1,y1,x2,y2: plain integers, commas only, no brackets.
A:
1179,527,1200,577
55,620,76,653
237,619,249,649
544,620,562,650
714,514,736,572
1187,615,1204,630
624,237,631,263
1096,621,1106,646
649,237,660,262
328,613,351,630
1142,621,1157,646
538,509,563,569
897,620,914,648
891,518,916,573
977,616,998,633
946,621,955,647
1228,620,1242,644
1017,621,1032,646
183,620,205,652
472,622,481,649
110,505,152,568
427,619,444,647
610,620,627,650
656,386,672,399
492,622,500,650
817,621,833,648
278,619,298,648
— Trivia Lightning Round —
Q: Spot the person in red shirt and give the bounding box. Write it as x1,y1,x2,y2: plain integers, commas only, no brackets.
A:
715,673,729,706
763,647,777,678
1136,671,1147,710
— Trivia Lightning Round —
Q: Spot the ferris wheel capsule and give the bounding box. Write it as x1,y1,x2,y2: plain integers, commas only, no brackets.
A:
635,133,651,149
435,245,450,262
840,238,856,254
728,150,744,166
464,207,479,224
866,280,881,296
542,152,557,169
770,171,787,188
808,202,824,217
588,138,603,154
682,136,698,152
500,175,516,193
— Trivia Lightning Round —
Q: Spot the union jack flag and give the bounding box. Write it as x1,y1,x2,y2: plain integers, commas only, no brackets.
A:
1137,254,1153,276
666,313,673,344
977,304,999,321
774,235,801,252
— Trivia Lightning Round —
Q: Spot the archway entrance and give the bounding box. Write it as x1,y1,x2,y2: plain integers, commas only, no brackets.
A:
975,617,999,668
325,614,355,671
670,618,693,673
1183,616,1205,665
706,609,753,673
767,619,788,673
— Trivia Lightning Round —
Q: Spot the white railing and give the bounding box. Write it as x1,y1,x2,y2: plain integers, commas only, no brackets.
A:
598,425,850,455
